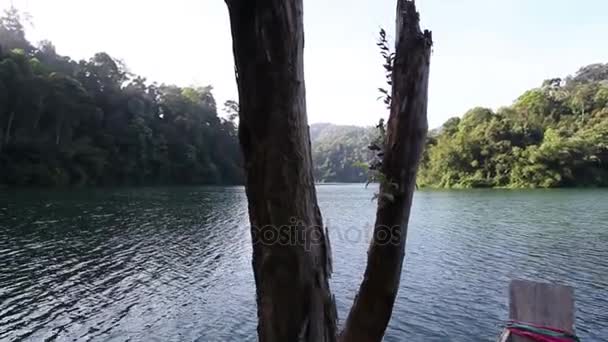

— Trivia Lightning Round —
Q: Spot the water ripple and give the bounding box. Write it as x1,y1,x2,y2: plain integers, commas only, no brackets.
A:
0,187,606,341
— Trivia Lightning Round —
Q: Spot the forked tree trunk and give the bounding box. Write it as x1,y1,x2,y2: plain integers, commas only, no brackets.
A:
339,1,432,341
225,0,431,341
225,0,337,341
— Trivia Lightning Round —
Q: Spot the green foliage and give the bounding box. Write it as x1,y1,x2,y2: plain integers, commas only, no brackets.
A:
311,63,608,188
0,10,242,187
418,64,608,188
310,123,375,183
311,29,394,185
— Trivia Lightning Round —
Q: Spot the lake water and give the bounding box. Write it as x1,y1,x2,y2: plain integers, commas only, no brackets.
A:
0,185,607,341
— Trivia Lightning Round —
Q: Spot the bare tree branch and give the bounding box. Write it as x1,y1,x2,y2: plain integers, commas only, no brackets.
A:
339,1,432,341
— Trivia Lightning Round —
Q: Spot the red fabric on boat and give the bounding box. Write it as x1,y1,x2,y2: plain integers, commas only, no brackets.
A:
508,320,573,334
508,327,575,342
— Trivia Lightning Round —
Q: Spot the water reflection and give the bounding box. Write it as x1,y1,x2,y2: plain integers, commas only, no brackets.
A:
0,186,606,341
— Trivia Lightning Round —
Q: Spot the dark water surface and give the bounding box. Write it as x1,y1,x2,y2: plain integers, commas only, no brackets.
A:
1,186,607,341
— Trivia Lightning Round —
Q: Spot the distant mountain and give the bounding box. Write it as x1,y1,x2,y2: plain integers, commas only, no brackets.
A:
310,123,375,183
310,64,608,188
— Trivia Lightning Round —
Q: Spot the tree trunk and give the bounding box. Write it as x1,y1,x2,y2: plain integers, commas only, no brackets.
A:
32,98,44,132
4,111,15,146
339,1,432,341
55,121,61,145
5,111,15,144
226,0,430,341
225,1,337,341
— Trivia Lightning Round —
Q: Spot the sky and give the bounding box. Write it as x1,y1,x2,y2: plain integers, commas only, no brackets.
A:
1,0,607,128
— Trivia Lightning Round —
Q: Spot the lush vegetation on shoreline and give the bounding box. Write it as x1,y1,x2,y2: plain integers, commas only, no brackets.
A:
311,64,608,188
310,123,374,183
419,64,608,188
1,8,606,188
0,9,242,187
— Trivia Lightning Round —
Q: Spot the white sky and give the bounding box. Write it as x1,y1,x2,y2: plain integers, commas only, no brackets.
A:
2,0,607,128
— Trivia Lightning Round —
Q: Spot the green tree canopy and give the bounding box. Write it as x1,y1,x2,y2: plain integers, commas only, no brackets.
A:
418,64,608,188
0,9,242,186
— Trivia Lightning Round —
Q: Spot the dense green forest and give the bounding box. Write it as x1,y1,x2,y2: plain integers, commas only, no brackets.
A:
310,123,374,183
419,64,608,188
1,8,606,188
0,8,242,186
311,64,608,188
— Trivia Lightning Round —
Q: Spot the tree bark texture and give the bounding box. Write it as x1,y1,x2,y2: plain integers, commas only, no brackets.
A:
339,1,432,341
225,0,337,341
226,0,430,341
4,111,14,146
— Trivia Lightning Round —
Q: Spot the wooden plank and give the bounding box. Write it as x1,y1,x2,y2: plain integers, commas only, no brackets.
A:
507,279,575,342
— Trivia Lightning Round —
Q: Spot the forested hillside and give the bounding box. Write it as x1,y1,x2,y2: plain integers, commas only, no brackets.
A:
419,64,608,188
310,123,373,183
0,8,242,186
311,63,608,188
1,7,606,188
